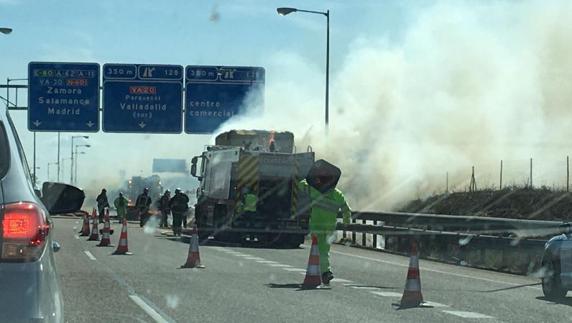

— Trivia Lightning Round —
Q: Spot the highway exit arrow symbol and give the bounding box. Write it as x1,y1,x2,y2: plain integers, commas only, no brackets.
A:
138,122,146,128
33,120,41,127
86,121,95,128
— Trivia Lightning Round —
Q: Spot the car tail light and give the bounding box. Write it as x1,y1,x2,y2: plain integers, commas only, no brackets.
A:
1,202,50,261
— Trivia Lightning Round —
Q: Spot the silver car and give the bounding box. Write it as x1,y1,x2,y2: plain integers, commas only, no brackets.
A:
0,105,84,322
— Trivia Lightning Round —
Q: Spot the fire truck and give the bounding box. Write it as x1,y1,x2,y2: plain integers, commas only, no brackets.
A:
190,130,314,247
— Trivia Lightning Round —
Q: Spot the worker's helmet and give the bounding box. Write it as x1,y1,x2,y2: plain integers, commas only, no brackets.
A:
175,188,181,194
165,189,171,194
143,187,149,194
306,159,341,193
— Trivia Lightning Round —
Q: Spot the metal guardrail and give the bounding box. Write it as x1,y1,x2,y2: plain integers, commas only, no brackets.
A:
335,211,565,275
341,211,569,237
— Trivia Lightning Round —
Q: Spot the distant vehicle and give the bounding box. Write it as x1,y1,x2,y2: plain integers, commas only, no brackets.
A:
190,130,315,247
541,232,572,299
0,105,85,322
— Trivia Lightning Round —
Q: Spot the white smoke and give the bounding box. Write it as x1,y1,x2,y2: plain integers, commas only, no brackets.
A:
219,1,572,210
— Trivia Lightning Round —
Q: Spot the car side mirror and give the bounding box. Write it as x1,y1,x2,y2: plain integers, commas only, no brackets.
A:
190,156,203,181
41,182,85,215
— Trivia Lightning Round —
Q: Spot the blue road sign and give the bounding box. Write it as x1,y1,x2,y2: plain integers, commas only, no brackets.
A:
102,64,183,133
28,62,100,132
185,66,265,134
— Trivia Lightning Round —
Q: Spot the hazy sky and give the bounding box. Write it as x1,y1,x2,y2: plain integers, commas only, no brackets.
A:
0,0,412,190
6,0,570,210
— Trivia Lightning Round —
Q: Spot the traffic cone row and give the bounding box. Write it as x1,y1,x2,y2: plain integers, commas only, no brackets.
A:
180,226,205,268
302,234,322,288
399,239,424,308
97,209,112,247
113,218,131,255
87,209,99,241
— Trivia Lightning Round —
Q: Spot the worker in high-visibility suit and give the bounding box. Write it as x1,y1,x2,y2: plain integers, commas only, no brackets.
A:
113,192,129,224
237,188,258,217
299,159,351,285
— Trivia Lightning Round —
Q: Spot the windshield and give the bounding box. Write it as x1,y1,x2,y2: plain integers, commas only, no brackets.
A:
3,1,572,322
0,120,8,179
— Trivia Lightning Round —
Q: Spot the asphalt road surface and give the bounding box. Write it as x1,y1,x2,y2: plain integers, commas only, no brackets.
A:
52,216,572,323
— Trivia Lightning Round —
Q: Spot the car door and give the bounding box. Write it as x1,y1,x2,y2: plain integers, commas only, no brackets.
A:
0,110,63,322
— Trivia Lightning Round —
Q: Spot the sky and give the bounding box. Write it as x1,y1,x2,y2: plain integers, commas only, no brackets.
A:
0,0,413,200
3,0,572,211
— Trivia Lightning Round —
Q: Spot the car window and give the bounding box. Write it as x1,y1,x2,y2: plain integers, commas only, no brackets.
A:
5,112,33,186
0,120,9,179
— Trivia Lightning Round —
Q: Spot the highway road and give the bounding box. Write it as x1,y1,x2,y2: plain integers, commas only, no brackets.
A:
53,216,572,322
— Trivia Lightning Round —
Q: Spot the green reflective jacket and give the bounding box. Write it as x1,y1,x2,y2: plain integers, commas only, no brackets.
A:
238,193,257,214
114,196,129,216
298,180,351,232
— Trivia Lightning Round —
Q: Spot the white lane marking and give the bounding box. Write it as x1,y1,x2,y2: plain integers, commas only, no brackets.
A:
350,286,379,290
256,260,278,264
84,251,96,261
244,257,265,261
269,264,293,268
442,310,493,319
370,291,403,297
333,278,353,283
332,250,541,290
283,268,306,272
129,294,169,323
424,301,448,308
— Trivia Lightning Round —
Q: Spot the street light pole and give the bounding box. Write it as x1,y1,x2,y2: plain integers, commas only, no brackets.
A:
47,162,57,181
325,9,329,127
33,132,36,185
73,144,90,186
71,136,89,184
277,7,330,129
57,132,60,182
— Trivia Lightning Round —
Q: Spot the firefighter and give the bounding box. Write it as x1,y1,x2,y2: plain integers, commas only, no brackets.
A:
114,192,129,223
158,190,171,228
182,190,192,228
169,188,189,236
96,189,109,223
298,159,351,285
136,188,152,227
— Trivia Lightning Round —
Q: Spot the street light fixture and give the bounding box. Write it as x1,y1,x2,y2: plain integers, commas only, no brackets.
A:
277,7,330,128
71,136,89,183
0,27,12,35
276,7,297,15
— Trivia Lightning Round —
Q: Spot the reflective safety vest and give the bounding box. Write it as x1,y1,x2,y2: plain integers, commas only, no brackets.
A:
244,193,257,212
298,180,351,233
239,193,257,213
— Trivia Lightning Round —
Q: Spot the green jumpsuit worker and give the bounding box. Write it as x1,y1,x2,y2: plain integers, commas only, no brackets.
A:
114,193,129,223
298,179,351,276
238,192,258,214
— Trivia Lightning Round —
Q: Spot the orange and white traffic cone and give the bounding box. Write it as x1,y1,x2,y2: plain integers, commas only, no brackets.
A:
112,218,131,255
399,239,424,308
79,210,92,236
302,234,322,288
87,210,100,241
180,226,205,269
97,209,112,247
